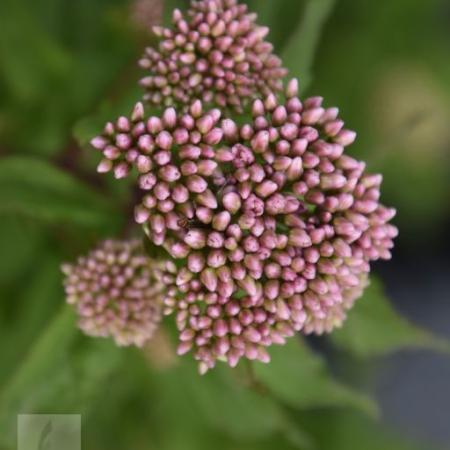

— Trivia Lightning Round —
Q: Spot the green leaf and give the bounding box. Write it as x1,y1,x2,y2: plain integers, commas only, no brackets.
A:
298,408,431,450
148,357,312,448
0,308,123,448
228,434,309,450
254,337,377,417
73,84,143,147
281,0,337,92
247,0,305,52
25,339,124,415
0,216,44,286
162,361,284,440
0,307,77,442
196,367,287,440
331,278,450,357
0,253,61,384
0,0,72,102
0,156,116,227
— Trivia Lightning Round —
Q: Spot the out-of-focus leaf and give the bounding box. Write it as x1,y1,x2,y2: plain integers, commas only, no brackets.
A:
0,253,61,384
195,365,303,442
254,337,377,417
331,278,450,357
148,369,233,450
380,152,449,236
0,0,137,157
0,307,77,443
298,408,430,450
0,318,123,448
23,339,124,415
247,0,305,52
160,361,283,440
0,0,72,102
83,348,309,450
0,216,44,286
281,0,336,91
0,156,116,227
149,357,311,447
73,84,143,147
231,434,307,450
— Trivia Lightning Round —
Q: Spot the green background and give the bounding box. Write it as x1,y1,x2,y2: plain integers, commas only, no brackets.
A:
0,0,449,449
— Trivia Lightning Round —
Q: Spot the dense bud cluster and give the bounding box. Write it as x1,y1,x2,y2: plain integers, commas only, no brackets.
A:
138,0,287,112
91,78,397,372
62,240,164,347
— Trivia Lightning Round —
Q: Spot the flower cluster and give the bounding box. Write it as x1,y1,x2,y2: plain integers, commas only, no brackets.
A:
138,0,287,112
90,77,398,372
78,0,399,372
62,240,164,347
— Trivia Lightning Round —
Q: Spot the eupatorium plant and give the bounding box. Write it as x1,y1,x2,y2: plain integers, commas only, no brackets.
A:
65,0,397,374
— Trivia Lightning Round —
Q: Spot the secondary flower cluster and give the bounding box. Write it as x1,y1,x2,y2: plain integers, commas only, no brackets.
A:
90,77,398,372
62,240,164,347
138,0,287,112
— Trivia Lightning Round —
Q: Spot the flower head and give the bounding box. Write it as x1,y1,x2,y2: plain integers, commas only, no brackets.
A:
302,274,369,335
138,0,287,112
91,101,228,251
218,78,398,334
90,78,398,372
162,260,306,373
62,239,164,347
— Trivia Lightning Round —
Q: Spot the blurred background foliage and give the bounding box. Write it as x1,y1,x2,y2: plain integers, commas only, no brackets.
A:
0,0,449,449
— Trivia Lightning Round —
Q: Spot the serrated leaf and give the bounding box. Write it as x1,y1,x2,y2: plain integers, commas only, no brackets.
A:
281,0,337,92
0,156,116,227
254,337,377,417
330,278,450,357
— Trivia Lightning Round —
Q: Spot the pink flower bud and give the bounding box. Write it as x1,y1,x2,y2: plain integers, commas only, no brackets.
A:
212,211,231,231
91,136,107,150
201,268,218,292
222,192,242,214
255,180,278,198
289,229,312,248
114,162,130,179
335,129,357,146
187,175,207,193
97,159,113,174
185,229,207,249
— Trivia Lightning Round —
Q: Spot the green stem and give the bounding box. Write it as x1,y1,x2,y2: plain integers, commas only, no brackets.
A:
282,0,337,92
